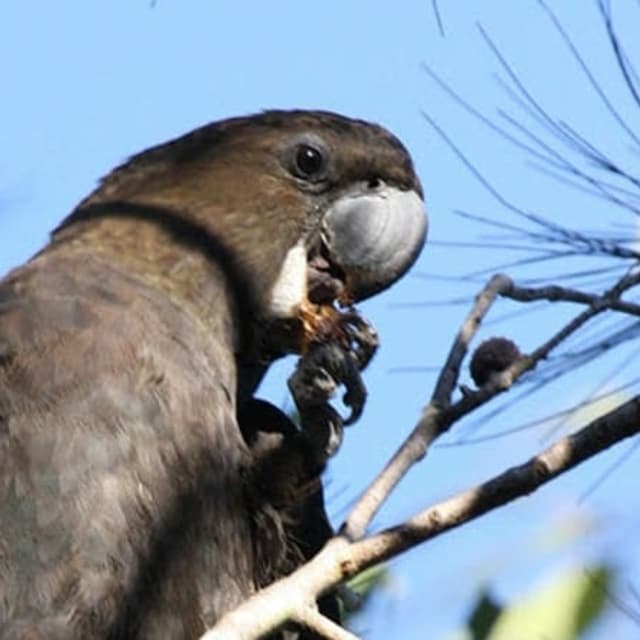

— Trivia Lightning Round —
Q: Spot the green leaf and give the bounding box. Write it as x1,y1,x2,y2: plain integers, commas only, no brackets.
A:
482,566,610,640
342,564,390,621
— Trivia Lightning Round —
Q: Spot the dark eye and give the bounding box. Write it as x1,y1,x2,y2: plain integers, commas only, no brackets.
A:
293,144,326,179
367,176,384,190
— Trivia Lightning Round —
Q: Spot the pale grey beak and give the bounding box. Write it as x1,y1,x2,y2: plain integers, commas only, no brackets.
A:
321,185,427,301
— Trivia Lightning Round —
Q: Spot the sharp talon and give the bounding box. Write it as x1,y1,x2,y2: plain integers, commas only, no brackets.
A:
342,406,359,427
341,367,367,425
342,395,365,426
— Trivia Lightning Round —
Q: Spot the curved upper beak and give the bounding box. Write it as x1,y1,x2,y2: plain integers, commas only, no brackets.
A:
321,185,427,302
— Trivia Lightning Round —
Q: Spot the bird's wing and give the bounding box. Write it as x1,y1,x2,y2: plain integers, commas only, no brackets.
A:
0,248,253,638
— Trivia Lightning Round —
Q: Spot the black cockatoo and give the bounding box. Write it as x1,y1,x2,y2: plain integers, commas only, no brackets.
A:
0,110,426,639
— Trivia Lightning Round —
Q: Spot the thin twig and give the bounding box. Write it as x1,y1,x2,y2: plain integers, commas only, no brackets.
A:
431,0,445,37
505,282,640,316
295,607,360,640
342,274,512,540
433,273,514,407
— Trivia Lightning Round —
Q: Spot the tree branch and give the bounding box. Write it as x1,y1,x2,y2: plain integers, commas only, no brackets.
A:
342,273,512,541
503,274,640,316
350,394,640,564
201,391,640,640
341,266,633,542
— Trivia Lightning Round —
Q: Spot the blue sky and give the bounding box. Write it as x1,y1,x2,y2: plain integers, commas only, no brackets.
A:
2,2,640,638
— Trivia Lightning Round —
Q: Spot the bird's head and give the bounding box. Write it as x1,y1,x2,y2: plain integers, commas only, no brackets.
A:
247,111,428,311
53,110,427,354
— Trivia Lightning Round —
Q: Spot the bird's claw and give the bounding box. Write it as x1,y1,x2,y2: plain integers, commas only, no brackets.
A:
339,310,379,371
287,312,379,460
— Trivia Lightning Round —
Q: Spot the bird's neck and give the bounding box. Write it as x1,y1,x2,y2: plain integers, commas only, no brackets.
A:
46,213,243,353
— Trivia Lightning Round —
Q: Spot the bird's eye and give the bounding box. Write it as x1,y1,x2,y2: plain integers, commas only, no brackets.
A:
367,176,384,190
293,144,326,179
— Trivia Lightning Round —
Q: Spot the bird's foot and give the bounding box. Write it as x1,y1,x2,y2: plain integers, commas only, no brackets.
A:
287,311,378,461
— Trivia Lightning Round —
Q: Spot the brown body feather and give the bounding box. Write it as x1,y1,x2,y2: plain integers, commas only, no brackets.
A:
0,247,252,637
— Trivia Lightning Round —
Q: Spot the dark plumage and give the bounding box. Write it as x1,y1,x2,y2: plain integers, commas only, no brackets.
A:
0,110,426,638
